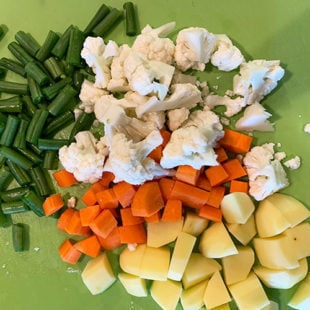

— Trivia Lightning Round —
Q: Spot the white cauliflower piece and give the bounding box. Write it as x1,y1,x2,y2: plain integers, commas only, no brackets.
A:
175,27,216,71
123,51,175,100
211,34,244,71
304,123,310,133
284,156,301,170
243,143,289,201
141,111,166,130
160,109,224,169
104,130,171,185
136,83,201,117
233,60,285,104
235,102,274,131
81,37,118,89
79,80,107,113
59,131,107,183
132,22,176,64
167,107,190,131
204,94,246,117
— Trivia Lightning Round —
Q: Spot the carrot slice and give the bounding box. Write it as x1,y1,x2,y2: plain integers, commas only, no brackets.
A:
58,239,82,264
196,174,212,191
57,208,75,231
205,165,229,187
89,209,118,238
169,180,210,209
161,199,183,222
96,227,121,250
131,181,165,217
158,177,175,202
118,223,147,244
175,165,201,186
43,193,64,216
113,181,136,208
53,169,77,187
120,207,144,226
98,171,115,188
198,205,222,222
207,186,226,208
81,188,97,206
96,188,119,209
222,158,247,181
219,129,253,153
144,211,161,223
214,147,229,163
79,205,101,227
229,180,249,193
65,210,91,236
73,235,101,258
148,129,171,162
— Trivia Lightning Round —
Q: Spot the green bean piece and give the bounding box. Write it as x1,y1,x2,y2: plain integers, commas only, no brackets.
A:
27,75,44,104
29,166,52,197
0,96,23,113
47,84,77,116
62,61,75,77
0,112,7,136
21,190,44,217
24,62,49,86
17,148,42,165
0,81,28,95
12,119,29,149
37,138,68,151
0,57,26,77
0,115,20,147
84,3,111,35
0,186,30,202
28,143,44,156
0,146,33,170
0,26,4,40
72,70,85,91
22,95,37,117
66,27,85,67
0,67,7,80
44,57,65,80
69,111,95,142
12,223,25,252
123,2,139,36
6,160,32,186
8,41,34,65
25,109,49,145
0,166,13,191
0,207,10,227
51,25,74,59
15,31,41,57
42,150,58,170
42,76,72,100
45,110,74,137
92,8,123,37
36,30,60,62
1,200,29,214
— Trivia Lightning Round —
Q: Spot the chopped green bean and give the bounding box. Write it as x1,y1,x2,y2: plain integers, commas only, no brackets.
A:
44,57,65,80
21,190,44,217
72,70,85,91
42,150,58,170
27,75,44,104
51,25,74,59
12,119,29,149
0,57,26,77
12,223,25,252
15,31,41,57
0,207,10,227
45,110,75,137
6,160,32,186
24,62,49,86
0,26,5,40
17,148,42,165
0,115,20,147
66,27,85,67
42,76,72,100
0,81,28,95
0,67,7,80
36,30,60,62
22,95,37,117
0,96,23,113
123,2,139,36
0,186,30,202
0,166,13,191
1,200,29,214
84,3,111,35
0,146,33,170
30,166,52,197
69,111,95,142
38,138,68,150
8,41,34,65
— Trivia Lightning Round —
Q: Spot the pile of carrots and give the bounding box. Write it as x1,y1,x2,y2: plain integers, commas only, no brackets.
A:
42,129,253,264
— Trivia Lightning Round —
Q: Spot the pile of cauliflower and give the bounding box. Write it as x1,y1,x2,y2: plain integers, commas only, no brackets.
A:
59,22,293,201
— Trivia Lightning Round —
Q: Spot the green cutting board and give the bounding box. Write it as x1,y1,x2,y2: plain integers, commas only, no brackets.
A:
0,0,309,309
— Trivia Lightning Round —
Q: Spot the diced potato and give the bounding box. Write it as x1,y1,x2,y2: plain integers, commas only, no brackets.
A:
288,273,310,310
180,280,208,310
253,258,308,289
261,300,279,310
81,253,116,295
222,246,255,285
151,279,182,310
118,272,147,297
228,272,270,310
226,214,257,246
211,304,231,310
199,222,238,258
168,231,196,281
182,252,222,289
119,244,146,276
182,212,209,236
203,271,232,309
220,192,255,224
147,218,184,248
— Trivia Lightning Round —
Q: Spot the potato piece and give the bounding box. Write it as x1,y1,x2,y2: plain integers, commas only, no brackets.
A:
118,272,147,297
182,212,209,236
119,244,146,276
181,280,208,310
288,273,310,310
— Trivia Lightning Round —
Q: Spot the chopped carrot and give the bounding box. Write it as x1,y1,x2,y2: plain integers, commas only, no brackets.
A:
158,177,175,201
214,147,229,163
96,188,119,209
89,209,118,238
161,199,183,222
79,205,101,227
53,169,77,187
196,174,212,191
175,165,201,186
118,223,147,244
65,210,91,236
81,188,97,206
113,181,136,208
96,227,121,250
98,171,115,188
205,165,229,187
222,158,247,181
207,186,226,208
219,129,253,153
58,239,82,264
73,235,101,258
230,180,249,193
148,129,171,162
43,193,64,216
198,205,222,222
144,211,161,223
57,208,75,231
131,181,165,217
160,129,172,147
120,207,144,226
169,180,210,209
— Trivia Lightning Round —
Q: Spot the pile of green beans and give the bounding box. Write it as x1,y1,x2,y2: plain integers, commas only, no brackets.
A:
0,2,139,252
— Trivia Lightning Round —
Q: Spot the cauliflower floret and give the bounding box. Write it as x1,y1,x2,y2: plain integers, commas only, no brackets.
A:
167,107,190,131
132,22,176,64
233,60,285,104
284,156,301,170
141,111,166,130
175,27,216,71
81,37,119,89
104,130,171,184
235,102,274,132
204,94,246,117
79,80,107,113
136,83,201,117
211,34,244,71
243,143,289,201
59,131,107,183
161,109,223,169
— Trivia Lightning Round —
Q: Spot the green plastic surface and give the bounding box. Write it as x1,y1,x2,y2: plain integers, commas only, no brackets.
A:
0,0,309,309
